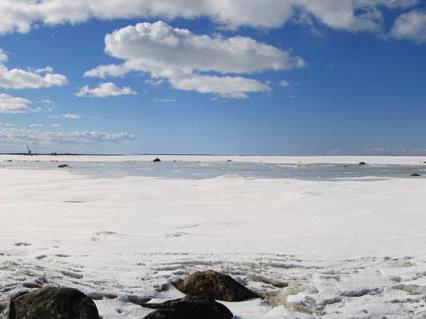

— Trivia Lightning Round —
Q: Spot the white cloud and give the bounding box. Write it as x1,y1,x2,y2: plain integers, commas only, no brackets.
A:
391,10,426,43
0,0,418,34
29,123,43,128
171,75,270,99
0,127,134,145
0,50,67,89
0,49,8,63
0,93,31,113
279,80,291,87
76,82,136,97
85,21,304,98
49,113,81,120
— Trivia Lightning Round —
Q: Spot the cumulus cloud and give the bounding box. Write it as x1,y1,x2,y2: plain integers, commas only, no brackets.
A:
85,21,304,98
0,127,134,145
170,75,270,99
0,50,67,89
391,10,426,43
0,0,419,34
76,82,136,97
0,93,31,113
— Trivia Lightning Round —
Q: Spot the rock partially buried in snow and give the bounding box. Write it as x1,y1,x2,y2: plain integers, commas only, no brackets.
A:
172,270,259,302
142,295,233,319
153,158,161,163
8,287,100,319
358,162,367,166
57,164,69,168
410,173,421,177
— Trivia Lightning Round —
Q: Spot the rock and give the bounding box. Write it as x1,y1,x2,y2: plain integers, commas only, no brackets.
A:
57,164,69,168
410,173,421,177
9,287,100,319
153,158,161,163
142,295,233,319
358,162,367,166
172,270,258,302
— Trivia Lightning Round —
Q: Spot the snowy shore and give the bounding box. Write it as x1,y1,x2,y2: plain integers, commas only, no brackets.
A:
1,156,426,318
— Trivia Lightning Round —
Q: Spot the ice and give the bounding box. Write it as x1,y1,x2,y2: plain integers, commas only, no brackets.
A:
1,155,426,318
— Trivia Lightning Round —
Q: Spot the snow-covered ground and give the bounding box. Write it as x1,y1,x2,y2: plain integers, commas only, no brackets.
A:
1,156,426,318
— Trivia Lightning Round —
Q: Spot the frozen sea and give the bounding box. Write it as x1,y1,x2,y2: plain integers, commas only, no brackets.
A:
3,155,426,180
1,155,426,319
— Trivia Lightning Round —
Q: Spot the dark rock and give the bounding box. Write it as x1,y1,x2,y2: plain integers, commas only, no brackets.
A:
153,158,161,163
142,295,233,319
172,270,258,302
410,173,421,177
57,164,69,168
358,162,367,166
9,287,100,319
14,242,31,247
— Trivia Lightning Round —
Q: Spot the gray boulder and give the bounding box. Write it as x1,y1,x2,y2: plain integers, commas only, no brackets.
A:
173,270,258,302
142,295,233,319
8,287,100,319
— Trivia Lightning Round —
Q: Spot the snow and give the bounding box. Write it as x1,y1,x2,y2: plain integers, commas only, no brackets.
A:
1,156,426,318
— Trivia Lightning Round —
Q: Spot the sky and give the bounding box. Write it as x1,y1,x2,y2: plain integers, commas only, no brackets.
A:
0,0,425,155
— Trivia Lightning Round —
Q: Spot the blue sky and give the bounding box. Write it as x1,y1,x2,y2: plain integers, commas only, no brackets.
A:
0,0,425,155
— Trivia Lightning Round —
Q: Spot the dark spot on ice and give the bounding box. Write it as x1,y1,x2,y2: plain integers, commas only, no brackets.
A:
341,288,382,297
167,232,188,238
14,242,31,247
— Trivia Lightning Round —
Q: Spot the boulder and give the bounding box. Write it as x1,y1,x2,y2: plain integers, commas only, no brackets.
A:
142,295,233,319
172,270,258,302
57,164,69,168
9,287,100,319
410,173,421,177
358,162,367,166
153,158,161,163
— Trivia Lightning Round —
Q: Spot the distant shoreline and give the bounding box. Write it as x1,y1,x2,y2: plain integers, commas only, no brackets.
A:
0,153,423,157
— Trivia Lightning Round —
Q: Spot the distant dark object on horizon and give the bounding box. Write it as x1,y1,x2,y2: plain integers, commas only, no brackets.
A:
58,164,69,168
358,162,367,166
410,173,421,177
153,158,161,163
